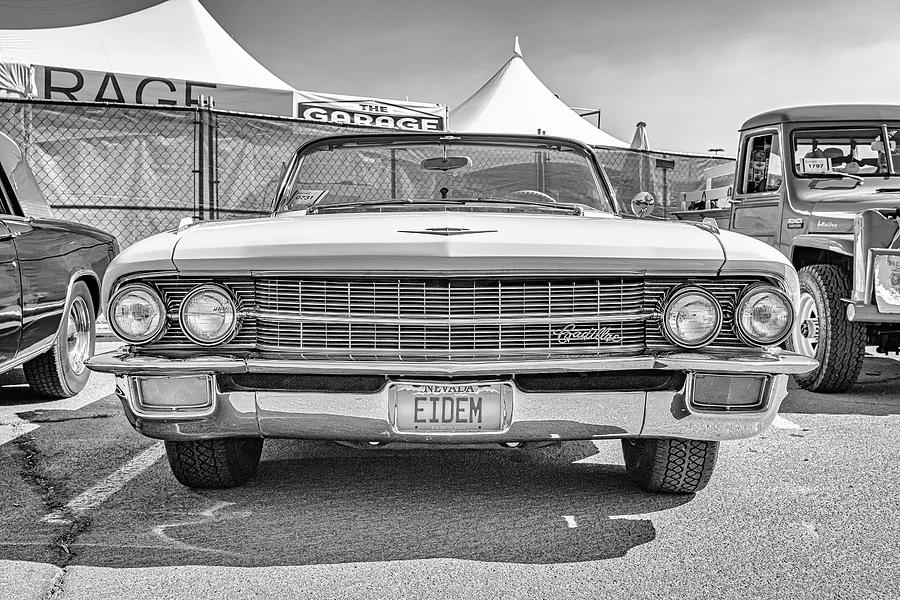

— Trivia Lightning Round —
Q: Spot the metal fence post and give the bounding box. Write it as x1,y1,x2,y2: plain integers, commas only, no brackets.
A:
193,106,205,220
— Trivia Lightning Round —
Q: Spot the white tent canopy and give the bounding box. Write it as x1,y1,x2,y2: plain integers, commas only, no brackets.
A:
450,39,628,148
0,0,446,124
0,0,292,91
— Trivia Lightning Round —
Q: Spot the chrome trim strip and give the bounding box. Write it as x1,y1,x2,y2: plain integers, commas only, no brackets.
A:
250,309,656,326
0,335,54,375
87,349,818,377
254,343,647,357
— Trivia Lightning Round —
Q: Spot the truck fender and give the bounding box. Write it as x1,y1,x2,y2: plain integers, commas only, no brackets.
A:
790,234,854,259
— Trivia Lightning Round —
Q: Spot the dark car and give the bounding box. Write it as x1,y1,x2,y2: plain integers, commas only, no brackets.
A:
0,132,117,397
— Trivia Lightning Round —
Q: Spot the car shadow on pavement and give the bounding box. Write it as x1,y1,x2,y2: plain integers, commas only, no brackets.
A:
80,440,694,567
782,355,900,416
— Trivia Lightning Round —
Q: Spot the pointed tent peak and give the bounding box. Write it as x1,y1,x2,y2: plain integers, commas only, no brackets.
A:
630,121,650,150
450,44,628,148
513,36,522,57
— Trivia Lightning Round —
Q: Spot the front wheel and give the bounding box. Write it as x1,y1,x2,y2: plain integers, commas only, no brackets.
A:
23,281,95,398
165,438,264,488
789,264,865,392
622,438,719,493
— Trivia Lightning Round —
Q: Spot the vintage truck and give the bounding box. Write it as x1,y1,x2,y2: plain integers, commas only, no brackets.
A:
678,105,900,392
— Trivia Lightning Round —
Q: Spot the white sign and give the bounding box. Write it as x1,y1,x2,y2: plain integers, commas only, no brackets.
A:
37,66,294,116
800,157,831,174
297,97,446,131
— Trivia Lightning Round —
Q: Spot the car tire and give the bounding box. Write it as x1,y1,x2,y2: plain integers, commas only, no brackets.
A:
789,264,865,393
23,281,95,398
165,438,264,489
621,438,719,494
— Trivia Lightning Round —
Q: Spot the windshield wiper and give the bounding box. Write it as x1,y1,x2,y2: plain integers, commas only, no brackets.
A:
812,170,864,183
876,187,900,193
307,199,465,214
472,197,583,214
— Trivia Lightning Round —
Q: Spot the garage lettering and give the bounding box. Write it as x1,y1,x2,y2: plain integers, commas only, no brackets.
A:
299,104,442,131
42,67,217,106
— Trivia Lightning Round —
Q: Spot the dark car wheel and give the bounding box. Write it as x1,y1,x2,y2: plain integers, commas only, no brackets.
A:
622,438,719,494
23,281,95,398
789,264,865,393
165,438,264,489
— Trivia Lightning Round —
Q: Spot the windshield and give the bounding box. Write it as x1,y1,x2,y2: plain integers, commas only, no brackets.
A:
277,138,612,213
792,126,900,178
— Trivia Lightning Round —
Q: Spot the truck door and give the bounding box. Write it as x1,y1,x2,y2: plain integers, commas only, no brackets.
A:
730,130,784,247
0,198,22,364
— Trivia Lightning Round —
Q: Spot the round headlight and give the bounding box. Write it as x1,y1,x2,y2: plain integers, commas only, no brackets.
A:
736,286,793,346
663,288,722,348
179,285,237,346
109,284,166,343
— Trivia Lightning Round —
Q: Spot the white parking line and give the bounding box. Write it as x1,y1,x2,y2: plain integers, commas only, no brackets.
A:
0,344,118,446
771,415,802,430
563,516,578,528
43,441,165,524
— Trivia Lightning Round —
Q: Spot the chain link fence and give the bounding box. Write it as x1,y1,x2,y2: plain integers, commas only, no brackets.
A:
0,98,735,247
594,147,734,219
0,99,199,247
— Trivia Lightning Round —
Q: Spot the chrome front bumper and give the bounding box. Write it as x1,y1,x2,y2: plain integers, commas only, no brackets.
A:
88,349,817,444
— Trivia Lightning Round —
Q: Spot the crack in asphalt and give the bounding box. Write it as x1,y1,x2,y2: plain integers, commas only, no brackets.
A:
40,566,68,600
151,500,250,557
23,413,118,424
12,435,92,567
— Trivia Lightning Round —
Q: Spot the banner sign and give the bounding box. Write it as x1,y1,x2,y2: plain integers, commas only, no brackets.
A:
296,95,446,131
36,65,294,116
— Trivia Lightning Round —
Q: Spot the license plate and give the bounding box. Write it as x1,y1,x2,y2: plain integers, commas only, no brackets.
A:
390,382,510,433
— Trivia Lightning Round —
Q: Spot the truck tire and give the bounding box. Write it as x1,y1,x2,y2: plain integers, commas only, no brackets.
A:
790,264,865,393
621,438,718,494
165,438,264,489
23,282,95,398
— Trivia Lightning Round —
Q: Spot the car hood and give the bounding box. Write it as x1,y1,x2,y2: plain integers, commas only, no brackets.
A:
168,211,727,275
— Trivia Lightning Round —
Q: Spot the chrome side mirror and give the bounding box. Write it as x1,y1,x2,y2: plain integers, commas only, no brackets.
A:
630,192,656,218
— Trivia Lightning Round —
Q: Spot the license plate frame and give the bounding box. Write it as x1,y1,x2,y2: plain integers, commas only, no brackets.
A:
388,381,513,434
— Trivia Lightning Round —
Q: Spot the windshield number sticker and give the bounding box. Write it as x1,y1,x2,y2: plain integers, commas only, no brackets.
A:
290,189,328,205
800,158,831,174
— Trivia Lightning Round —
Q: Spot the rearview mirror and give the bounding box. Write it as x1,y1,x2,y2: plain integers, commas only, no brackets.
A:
420,156,471,171
630,192,656,218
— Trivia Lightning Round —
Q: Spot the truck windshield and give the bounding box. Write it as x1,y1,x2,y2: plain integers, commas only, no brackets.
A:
792,127,900,178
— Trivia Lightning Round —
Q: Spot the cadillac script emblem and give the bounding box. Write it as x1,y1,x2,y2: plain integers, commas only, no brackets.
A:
553,324,623,344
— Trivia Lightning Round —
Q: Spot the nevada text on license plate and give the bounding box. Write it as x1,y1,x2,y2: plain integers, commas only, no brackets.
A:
390,382,511,433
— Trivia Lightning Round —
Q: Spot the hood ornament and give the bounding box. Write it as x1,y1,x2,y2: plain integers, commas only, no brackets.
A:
398,227,497,237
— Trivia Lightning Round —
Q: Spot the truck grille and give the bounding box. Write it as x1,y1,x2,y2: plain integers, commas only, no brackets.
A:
142,276,769,358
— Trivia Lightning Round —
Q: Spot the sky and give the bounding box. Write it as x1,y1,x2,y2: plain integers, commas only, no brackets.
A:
2,0,900,154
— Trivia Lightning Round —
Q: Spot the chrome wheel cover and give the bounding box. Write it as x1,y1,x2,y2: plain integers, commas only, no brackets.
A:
66,296,92,375
793,292,819,358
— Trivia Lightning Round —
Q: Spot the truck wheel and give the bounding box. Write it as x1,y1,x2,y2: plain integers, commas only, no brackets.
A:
165,438,264,489
790,264,865,392
621,438,718,494
23,282,95,398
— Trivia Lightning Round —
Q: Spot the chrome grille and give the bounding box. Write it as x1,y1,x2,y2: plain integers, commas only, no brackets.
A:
136,275,771,357
254,277,647,359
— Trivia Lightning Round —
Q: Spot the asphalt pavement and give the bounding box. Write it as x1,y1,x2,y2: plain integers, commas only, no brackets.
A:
0,344,897,599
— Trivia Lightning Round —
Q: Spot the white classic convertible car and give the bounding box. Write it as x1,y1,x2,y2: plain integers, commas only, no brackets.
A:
87,133,816,492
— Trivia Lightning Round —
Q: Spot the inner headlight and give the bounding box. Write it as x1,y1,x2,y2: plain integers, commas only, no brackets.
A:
736,286,793,346
179,285,237,346
109,284,166,344
663,288,722,348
